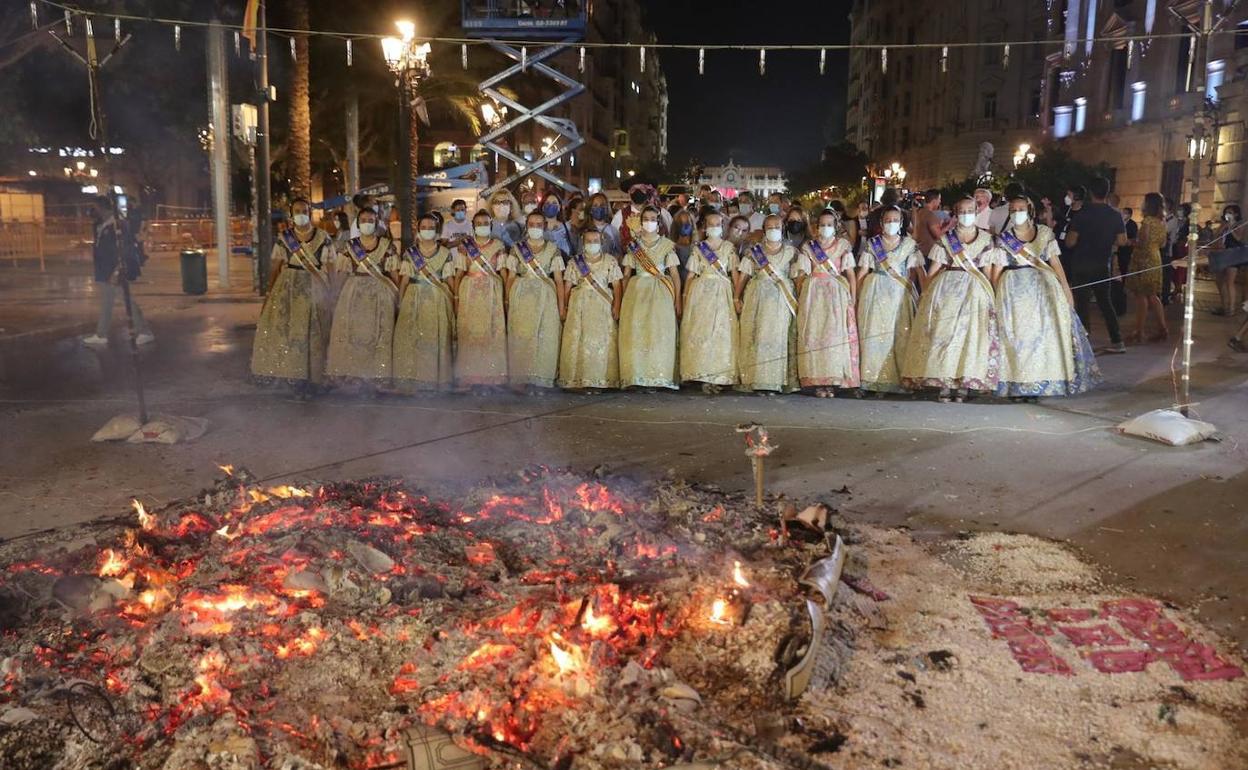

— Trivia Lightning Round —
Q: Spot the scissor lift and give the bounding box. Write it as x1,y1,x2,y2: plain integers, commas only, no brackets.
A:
462,1,587,196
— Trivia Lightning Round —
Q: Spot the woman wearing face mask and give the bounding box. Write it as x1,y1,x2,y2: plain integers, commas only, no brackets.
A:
390,214,457,393
586,192,622,258
992,196,1100,400
737,214,800,393
453,210,511,389
325,207,398,392
559,229,623,390
671,208,697,279
1211,204,1245,317
565,196,587,250
520,190,539,218
613,183,672,251
783,208,810,249
1123,193,1172,343
619,206,682,389
251,198,334,397
900,197,999,402
504,211,566,391
679,211,739,392
793,210,859,397
487,190,523,249
539,192,574,257
855,206,924,395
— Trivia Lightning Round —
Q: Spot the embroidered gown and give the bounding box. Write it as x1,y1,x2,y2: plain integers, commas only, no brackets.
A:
391,243,456,393
619,235,680,389
857,235,922,393
250,229,333,386
793,238,859,388
559,254,623,389
506,240,565,388
738,243,799,392
679,240,739,386
453,237,509,386
325,236,397,384
992,225,1101,397
900,230,1000,392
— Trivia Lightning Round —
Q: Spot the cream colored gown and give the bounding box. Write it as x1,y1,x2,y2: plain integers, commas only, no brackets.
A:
506,240,565,388
857,235,922,393
619,236,680,389
559,254,622,389
793,238,859,388
391,243,456,393
900,230,1000,392
325,236,398,384
250,230,333,386
679,240,739,386
453,237,509,387
738,243,799,392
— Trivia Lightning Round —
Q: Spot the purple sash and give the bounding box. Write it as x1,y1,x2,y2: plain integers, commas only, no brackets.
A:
696,240,728,275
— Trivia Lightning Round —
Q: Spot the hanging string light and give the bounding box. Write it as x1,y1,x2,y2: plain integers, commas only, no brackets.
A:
940,45,948,73
30,1,37,30
758,48,765,76
290,37,296,60
174,24,181,51
1003,43,1010,69
819,48,826,75
346,38,353,66
461,43,467,69
880,47,887,74
578,46,585,73
639,45,646,73
698,47,704,75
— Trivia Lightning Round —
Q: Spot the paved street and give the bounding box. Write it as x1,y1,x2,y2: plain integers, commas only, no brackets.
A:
2,252,1247,652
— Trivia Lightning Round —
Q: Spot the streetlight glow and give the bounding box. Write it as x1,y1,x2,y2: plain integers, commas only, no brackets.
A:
395,20,415,42
380,37,403,70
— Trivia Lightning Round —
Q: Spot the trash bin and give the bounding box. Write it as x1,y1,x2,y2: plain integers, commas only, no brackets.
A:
180,249,207,295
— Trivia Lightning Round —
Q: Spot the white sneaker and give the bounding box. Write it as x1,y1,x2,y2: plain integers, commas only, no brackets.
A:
135,332,155,346
81,334,108,346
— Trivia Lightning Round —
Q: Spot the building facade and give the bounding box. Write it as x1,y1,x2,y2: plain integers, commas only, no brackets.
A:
848,0,1248,214
698,159,787,198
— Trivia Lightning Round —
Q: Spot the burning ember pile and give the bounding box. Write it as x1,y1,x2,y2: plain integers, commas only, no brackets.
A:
0,468,856,769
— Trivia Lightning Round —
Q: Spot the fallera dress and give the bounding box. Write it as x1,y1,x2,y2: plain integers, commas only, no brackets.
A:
793,237,859,388
856,235,922,393
1126,215,1165,297
900,230,1000,393
679,239,739,386
559,253,622,389
992,225,1101,397
505,239,565,388
619,235,680,389
390,242,456,393
250,229,334,386
738,243,799,392
453,237,509,387
324,236,398,385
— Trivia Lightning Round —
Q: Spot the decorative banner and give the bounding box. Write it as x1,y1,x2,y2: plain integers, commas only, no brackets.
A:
698,47,704,75
84,16,92,39
758,48,765,76
115,18,122,43
346,38,352,66
940,45,948,73
290,37,296,61
639,45,645,73
63,8,71,35
234,30,240,56
30,1,36,30
1126,39,1134,69
174,24,181,51
461,43,467,69
521,46,527,70
819,48,826,75
881,47,887,74
1003,43,1010,69
578,46,585,73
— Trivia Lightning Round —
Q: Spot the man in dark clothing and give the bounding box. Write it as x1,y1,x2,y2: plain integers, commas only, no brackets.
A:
1066,177,1127,353
1111,207,1137,315
82,195,153,347
1054,185,1086,274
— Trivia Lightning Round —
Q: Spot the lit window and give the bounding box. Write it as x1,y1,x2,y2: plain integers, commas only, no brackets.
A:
1130,81,1146,123
1207,60,1226,102
469,144,490,163
1074,97,1088,133
433,142,461,168
1054,105,1073,139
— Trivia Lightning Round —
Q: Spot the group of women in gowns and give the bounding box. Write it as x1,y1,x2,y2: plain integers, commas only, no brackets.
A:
251,194,1100,402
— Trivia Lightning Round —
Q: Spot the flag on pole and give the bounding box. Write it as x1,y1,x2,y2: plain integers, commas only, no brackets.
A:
241,0,261,49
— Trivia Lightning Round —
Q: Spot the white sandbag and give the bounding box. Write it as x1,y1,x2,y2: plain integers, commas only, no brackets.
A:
92,414,142,442
1116,409,1218,446
125,414,209,444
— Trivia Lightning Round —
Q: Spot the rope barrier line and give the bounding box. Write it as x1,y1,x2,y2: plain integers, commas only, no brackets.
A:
33,0,1235,51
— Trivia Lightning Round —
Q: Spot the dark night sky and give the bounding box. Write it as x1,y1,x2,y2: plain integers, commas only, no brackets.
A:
637,0,853,172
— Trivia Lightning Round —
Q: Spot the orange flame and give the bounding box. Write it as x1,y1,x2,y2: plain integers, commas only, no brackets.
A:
217,464,235,476
98,549,129,578
709,598,730,625
581,604,615,637
275,627,325,659
549,633,582,674
132,499,155,531
732,561,749,588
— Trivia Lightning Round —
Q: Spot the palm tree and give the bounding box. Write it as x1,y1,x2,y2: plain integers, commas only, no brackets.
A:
287,0,311,197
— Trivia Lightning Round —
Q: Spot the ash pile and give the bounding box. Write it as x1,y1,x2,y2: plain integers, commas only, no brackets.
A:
0,467,879,769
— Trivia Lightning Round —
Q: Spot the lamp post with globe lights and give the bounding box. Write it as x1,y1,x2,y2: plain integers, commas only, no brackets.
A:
381,21,431,247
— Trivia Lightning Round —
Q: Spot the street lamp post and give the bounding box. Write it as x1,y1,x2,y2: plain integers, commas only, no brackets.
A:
381,22,431,248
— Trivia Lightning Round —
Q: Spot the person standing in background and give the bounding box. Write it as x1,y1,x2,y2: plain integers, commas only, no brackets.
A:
439,198,473,245
973,187,993,230
989,183,1024,235
1065,177,1127,354
1111,206,1138,316
83,195,154,348
912,189,946,260
1123,193,1169,344
1055,185,1086,274
585,192,622,258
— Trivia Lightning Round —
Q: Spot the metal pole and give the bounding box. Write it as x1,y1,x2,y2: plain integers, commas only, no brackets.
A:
208,21,231,290
346,91,359,195
397,72,413,248
255,1,273,295
1180,0,1213,417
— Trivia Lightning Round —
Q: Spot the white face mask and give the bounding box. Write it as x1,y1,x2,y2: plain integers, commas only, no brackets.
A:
739,203,753,215
522,203,538,214
1225,213,1235,223
705,225,723,239
1011,211,1030,226
527,227,546,241
418,228,436,241
883,222,901,236
292,213,310,228
765,228,783,243
358,221,376,236
584,242,603,257
819,225,838,240
492,204,510,219
957,213,977,228
642,220,659,233
1064,195,1073,207
474,225,491,238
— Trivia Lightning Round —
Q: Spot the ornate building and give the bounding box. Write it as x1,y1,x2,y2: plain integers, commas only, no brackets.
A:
698,159,787,198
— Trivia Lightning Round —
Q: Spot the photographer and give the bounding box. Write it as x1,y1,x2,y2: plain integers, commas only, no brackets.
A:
82,195,154,347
